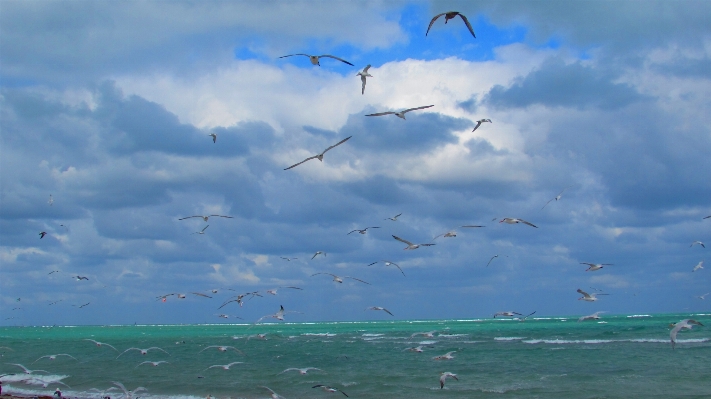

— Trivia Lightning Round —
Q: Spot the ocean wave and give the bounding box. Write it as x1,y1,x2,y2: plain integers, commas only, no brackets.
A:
361,333,384,337
438,333,468,338
303,333,337,337
494,336,526,341
523,338,710,345
418,340,438,345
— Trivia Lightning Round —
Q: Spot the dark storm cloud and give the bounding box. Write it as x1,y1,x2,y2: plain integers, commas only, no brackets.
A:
484,58,647,110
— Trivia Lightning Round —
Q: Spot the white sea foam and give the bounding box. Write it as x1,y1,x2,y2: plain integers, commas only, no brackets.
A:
361,333,384,337
419,340,438,345
303,333,337,337
495,336,526,341
524,338,710,345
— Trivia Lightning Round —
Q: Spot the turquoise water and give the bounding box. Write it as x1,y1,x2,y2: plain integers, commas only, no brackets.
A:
1,314,709,398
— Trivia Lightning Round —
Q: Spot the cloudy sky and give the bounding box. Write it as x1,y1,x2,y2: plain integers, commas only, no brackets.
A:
1,0,710,326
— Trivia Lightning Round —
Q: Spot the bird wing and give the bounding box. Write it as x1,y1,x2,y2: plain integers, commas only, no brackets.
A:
471,120,483,132
318,54,354,66
461,225,484,228
278,54,311,59
577,289,591,298
541,198,555,210
457,13,476,37
321,136,352,155
363,64,371,73
365,111,396,117
218,299,239,309
402,104,435,114
420,243,436,247
178,216,204,220
200,225,209,233
344,276,371,285
392,235,414,246
519,219,538,228
191,292,213,298
381,308,394,316
210,215,234,218
284,286,303,290
284,155,319,170
347,230,359,235
426,13,447,35
391,263,406,276
311,272,336,278
704,215,711,219
486,255,498,267
361,74,367,94
149,347,169,355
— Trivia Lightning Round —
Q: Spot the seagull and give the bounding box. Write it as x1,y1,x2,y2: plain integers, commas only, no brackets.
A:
137,360,170,367
311,272,370,285
7,363,49,374
261,386,287,399
279,53,354,66
367,260,405,276
365,306,394,316
84,339,119,352
178,215,233,222
403,345,432,352
493,311,522,318
218,291,262,308
284,136,352,170
205,361,244,371
48,270,60,275
158,292,212,301
39,231,47,239
704,215,711,219
365,105,434,119
541,187,571,210
695,293,710,300
49,300,63,305
312,251,327,259
112,382,147,399
486,255,499,267
48,194,54,206
471,119,491,132
74,302,90,308
577,288,608,302
580,262,613,272
392,235,435,250
255,305,303,323
356,65,372,94
433,225,484,240
74,275,89,281
499,218,537,228
348,226,380,235
578,311,606,322
385,213,402,221
440,372,459,389
426,11,476,37
199,345,245,355
208,133,217,143
516,311,537,322
280,257,298,261
312,385,349,397
279,367,323,375
410,331,437,338
690,241,705,248
215,314,243,320
265,286,303,295
670,319,704,349
117,347,169,358
432,351,456,360
692,261,703,272
192,225,209,235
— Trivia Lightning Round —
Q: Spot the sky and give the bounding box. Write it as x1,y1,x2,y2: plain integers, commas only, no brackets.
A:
1,0,710,326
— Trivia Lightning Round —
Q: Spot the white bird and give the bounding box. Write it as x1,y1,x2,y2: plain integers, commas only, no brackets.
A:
493,311,521,318
279,367,323,375
486,255,499,267
578,311,606,322
541,187,570,210
312,251,326,259
218,291,262,309
366,105,434,119
32,354,77,363
261,386,287,399
48,194,54,206
403,345,431,352
7,363,49,374
348,226,380,235
499,218,537,228
158,292,212,301
440,372,459,389
312,385,349,397
311,272,370,285
192,225,209,235
205,361,244,371
577,288,608,302
208,133,217,143
136,360,170,367
285,136,352,170
256,305,303,323
433,225,484,240
410,331,437,338
385,213,402,221
692,261,704,272
367,260,405,276
215,314,243,320
279,53,354,66
690,241,706,248
580,262,613,272
471,118,491,132
356,65,372,94
179,215,232,222
426,11,476,37
365,306,394,316
84,339,119,352
198,345,245,355
265,286,303,295
112,381,147,399
695,293,710,300
117,347,169,358
392,235,435,250
670,319,704,349
432,351,456,360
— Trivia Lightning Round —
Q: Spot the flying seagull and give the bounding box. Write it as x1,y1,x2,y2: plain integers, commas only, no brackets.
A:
312,251,326,259
695,293,710,300
385,213,402,221
670,319,704,349
486,255,499,267
279,53,354,66
704,215,711,219
255,305,303,323
433,225,484,240
432,351,456,360
284,136,352,170
541,187,571,210
426,11,476,37
218,291,261,309
280,257,298,261
356,65,372,94
499,218,538,228
692,261,703,272
205,361,244,371
312,385,349,397
516,310,537,322
471,118,491,132
117,347,170,358
367,260,405,276
265,286,303,295
366,105,434,119
74,276,89,281
179,215,233,222
578,311,606,322
493,311,522,318
208,133,217,143
348,226,380,235
137,360,170,367
157,292,212,301
84,339,119,352
365,306,393,316
261,386,287,399
392,235,435,250
440,372,459,389
32,354,77,364
7,363,49,374
39,231,47,239
199,345,245,355
577,288,608,302
580,262,613,272
192,225,209,235
690,241,705,248
311,272,370,285
279,367,323,375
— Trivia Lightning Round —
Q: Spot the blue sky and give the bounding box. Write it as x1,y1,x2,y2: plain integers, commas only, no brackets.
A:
1,0,710,326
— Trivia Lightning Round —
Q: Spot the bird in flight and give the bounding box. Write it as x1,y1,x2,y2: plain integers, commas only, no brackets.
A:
39,231,47,239
432,351,456,360
208,133,217,143
279,367,323,375
499,218,538,228
704,215,711,219
256,305,303,323
199,345,245,355
367,260,405,276
218,291,261,309
158,292,212,301
578,311,606,322
32,354,77,364
179,215,232,222
670,319,704,349
384,213,402,221
192,225,209,235
541,187,571,210
312,385,349,397
280,257,298,261
692,261,703,272
284,136,352,170
493,311,522,318
312,251,326,259
205,361,244,371
392,235,435,250
279,53,354,66
356,65,372,95
348,226,380,235
440,372,459,389
580,262,613,272
7,363,49,374
365,306,393,316
117,347,170,358
137,361,170,367
74,276,89,281
426,11,476,37
311,272,370,285
366,105,434,119
690,241,705,248
433,225,484,240
261,386,287,399
577,289,608,302
471,118,491,132
84,339,119,352
695,293,710,300
486,255,499,267
265,286,303,295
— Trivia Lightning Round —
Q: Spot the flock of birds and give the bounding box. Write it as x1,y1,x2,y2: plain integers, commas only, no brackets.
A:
9,8,710,398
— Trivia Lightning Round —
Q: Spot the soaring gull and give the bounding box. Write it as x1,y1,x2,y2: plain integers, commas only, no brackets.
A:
312,273,370,285
471,118,491,132
440,372,459,389
279,53,354,66
499,218,537,228
670,319,704,349
580,262,613,272
392,235,435,250
426,11,476,37
366,105,434,119
356,65,372,94
284,136,352,170
365,306,394,316
179,215,232,222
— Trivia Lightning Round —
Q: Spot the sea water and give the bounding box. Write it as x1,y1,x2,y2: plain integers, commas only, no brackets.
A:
1,313,710,398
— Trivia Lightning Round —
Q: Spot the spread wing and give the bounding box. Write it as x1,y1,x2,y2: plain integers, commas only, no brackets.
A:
321,136,352,155
284,155,319,170
365,111,396,117
577,289,591,298
278,54,310,59
457,13,476,37
402,104,434,114
392,235,414,246
361,74,367,94
178,216,203,220
471,120,483,132
319,54,354,66
426,13,447,35
344,276,371,285
518,219,538,228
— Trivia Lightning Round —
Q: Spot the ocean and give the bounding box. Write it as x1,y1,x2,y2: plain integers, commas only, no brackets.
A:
1,313,709,398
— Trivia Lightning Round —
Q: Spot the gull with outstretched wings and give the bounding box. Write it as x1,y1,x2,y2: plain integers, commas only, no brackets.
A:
366,105,434,120
284,136,352,170
279,53,354,66
426,11,476,37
